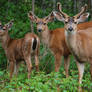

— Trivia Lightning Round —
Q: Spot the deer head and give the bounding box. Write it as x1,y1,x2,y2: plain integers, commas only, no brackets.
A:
28,11,54,33
0,20,13,40
53,2,89,34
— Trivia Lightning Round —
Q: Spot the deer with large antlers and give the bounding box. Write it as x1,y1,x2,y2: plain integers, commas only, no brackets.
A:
0,20,40,79
28,10,92,78
53,2,92,86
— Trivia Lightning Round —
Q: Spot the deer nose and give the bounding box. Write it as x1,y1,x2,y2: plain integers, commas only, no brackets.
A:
38,29,42,32
68,27,73,31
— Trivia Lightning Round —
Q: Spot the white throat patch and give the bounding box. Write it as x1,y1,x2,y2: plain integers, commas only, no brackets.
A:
65,30,76,37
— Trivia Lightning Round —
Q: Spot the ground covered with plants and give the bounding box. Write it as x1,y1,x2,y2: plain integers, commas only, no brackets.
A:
0,57,92,92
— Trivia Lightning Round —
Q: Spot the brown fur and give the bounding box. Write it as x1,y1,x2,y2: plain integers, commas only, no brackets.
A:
0,22,40,79
67,27,92,63
28,11,92,78
54,3,92,90
65,26,92,88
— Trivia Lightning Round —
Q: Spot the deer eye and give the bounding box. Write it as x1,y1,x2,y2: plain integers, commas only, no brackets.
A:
36,23,38,25
3,28,6,31
65,21,68,24
43,23,46,25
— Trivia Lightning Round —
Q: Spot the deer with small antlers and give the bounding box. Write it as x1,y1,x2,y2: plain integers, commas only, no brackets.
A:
53,2,92,87
0,20,40,79
28,11,71,77
28,10,92,78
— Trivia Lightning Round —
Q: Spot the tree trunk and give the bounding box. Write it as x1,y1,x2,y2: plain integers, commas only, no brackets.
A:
78,0,83,12
42,0,46,15
88,0,91,9
74,0,77,14
30,0,35,33
53,0,56,10
32,0,35,13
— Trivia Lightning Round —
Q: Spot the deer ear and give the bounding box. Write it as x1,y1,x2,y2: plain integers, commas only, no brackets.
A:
5,20,14,30
77,13,89,23
44,12,55,22
28,11,38,22
53,11,65,22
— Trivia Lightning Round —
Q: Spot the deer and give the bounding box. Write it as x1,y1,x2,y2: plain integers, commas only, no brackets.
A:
28,10,92,78
53,2,92,89
0,20,40,79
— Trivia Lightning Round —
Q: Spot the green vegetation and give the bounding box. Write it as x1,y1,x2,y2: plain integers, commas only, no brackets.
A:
0,62,92,91
0,0,92,91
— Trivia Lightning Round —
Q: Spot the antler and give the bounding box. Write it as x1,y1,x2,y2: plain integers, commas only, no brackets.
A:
57,2,69,18
28,11,33,17
0,22,2,26
0,22,2,29
74,4,88,18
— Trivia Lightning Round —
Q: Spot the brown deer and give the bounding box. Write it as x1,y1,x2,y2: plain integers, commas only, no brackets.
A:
53,2,92,88
28,11,92,78
0,20,40,79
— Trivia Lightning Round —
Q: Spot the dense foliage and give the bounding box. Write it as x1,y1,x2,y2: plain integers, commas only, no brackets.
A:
0,0,92,91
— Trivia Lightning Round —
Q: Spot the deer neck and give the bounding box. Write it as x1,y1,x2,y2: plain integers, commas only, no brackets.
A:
65,30,77,52
1,33,11,50
41,26,50,47
65,30,83,61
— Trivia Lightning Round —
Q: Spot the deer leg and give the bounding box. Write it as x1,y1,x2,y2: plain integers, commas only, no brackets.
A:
76,61,85,91
64,56,70,78
14,62,20,76
7,60,9,70
14,62,17,75
35,55,39,72
9,61,14,79
25,57,32,79
54,53,62,72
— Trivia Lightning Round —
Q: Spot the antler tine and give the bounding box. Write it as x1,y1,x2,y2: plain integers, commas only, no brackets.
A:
28,11,33,17
57,2,69,18
74,4,88,18
0,22,2,26
57,2,62,12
